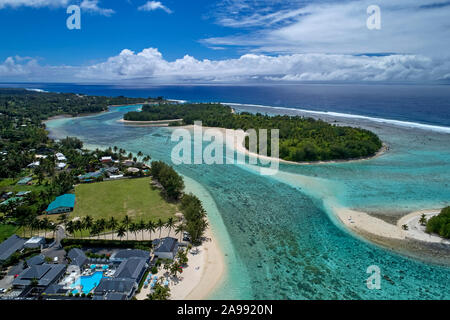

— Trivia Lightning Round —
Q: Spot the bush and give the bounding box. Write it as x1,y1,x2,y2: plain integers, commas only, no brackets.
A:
426,207,450,239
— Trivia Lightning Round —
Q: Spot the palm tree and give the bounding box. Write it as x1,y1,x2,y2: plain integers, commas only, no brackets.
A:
146,221,156,241
156,219,165,239
82,215,94,236
108,217,118,240
122,215,131,241
129,222,139,241
117,225,126,242
175,224,185,242
165,217,175,237
74,220,83,238
137,151,143,159
97,218,107,239
41,217,51,238
66,220,75,238
138,219,146,241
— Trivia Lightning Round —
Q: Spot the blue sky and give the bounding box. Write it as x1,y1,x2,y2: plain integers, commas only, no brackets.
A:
0,0,449,83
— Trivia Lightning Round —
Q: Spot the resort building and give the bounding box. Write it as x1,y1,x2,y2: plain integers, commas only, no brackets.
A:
45,194,76,215
93,278,136,300
110,249,151,263
78,169,105,183
24,237,46,249
17,191,31,197
25,255,46,267
12,264,66,289
153,237,179,260
0,235,26,263
0,197,22,207
67,248,88,268
114,257,148,282
27,161,40,169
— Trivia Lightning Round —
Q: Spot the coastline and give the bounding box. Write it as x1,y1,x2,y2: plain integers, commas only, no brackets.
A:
169,124,388,166
332,204,450,265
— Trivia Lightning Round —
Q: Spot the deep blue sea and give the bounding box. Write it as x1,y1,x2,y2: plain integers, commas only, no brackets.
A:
3,83,450,127
6,83,450,299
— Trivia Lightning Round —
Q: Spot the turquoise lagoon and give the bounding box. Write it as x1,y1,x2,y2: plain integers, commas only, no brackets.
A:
46,104,450,300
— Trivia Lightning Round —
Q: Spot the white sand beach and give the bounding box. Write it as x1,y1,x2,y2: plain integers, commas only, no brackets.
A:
133,224,225,300
333,205,450,245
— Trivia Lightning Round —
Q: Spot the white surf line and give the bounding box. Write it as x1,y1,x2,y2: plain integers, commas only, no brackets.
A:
222,102,450,134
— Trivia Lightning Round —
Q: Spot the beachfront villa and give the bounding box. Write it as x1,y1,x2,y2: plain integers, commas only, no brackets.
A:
45,194,76,215
153,237,179,260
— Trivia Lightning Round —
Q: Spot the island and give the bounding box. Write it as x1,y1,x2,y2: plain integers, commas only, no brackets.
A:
124,103,383,162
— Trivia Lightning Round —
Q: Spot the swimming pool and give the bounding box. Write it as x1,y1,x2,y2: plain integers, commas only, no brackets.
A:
72,271,105,294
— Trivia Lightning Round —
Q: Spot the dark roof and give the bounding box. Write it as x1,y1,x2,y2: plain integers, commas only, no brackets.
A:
112,249,150,260
94,278,135,295
68,248,87,267
114,258,147,281
13,264,66,287
154,237,178,254
0,235,26,262
26,255,45,266
43,284,69,295
105,292,127,300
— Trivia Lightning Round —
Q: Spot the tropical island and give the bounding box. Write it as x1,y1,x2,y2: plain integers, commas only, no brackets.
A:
124,103,383,162
0,89,216,301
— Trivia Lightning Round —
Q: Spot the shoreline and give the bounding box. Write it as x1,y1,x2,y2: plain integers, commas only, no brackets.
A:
118,118,183,126
170,124,388,166
334,205,450,246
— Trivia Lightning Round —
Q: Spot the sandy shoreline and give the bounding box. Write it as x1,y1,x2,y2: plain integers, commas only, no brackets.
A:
333,205,449,245
118,118,183,126
169,125,388,166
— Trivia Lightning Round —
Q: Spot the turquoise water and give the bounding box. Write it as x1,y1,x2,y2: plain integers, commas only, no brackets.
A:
46,104,450,300
72,271,105,295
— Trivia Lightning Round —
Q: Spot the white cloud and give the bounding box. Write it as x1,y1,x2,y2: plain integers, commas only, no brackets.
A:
0,0,69,9
0,0,114,16
206,0,450,57
138,1,172,14
2,47,447,83
80,0,114,16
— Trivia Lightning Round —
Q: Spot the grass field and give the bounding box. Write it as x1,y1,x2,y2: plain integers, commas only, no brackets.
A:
71,178,177,222
0,224,18,242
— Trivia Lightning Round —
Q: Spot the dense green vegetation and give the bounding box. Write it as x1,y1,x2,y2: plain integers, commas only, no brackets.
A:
124,103,383,162
426,207,450,239
150,161,185,200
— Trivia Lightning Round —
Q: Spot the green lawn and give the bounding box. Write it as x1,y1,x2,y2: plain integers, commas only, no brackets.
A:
0,224,18,242
71,178,177,222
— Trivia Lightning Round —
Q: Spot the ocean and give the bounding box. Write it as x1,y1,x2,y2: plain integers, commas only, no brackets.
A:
13,83,450,299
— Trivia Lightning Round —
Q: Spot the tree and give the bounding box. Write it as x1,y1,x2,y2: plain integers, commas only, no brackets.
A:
147,283,170,300
419,214,427,226
175,224,185,242
146,221,156,241
108,217,118,240
122,215,131,241
117,225,126,241
165,217,175,237
138,219,146,241
156,219,165,239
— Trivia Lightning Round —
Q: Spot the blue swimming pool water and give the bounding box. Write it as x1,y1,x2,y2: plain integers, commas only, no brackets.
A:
72,271,105,294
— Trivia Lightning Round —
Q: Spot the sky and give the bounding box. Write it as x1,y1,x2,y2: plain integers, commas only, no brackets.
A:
0,0,449,83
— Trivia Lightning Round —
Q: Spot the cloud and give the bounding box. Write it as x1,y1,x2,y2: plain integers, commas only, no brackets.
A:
80,0,114,16
0,0,114,16
206,0,450,57
2,47,448,83
0,0,69,9
138,1,172,14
